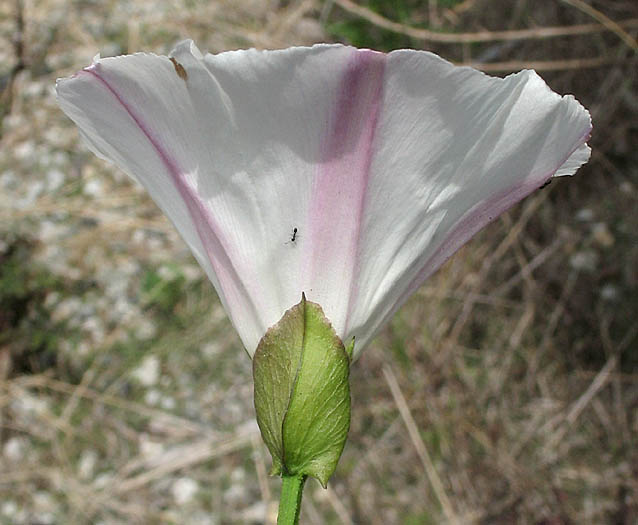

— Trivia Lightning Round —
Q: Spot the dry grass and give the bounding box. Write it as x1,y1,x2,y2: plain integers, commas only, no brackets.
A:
1,0,636,523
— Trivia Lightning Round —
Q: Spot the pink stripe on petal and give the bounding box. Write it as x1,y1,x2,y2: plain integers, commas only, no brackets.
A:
351,174,562,350
404,131,592,302
82,66,262,338
361,131,592,343
306,49,386,332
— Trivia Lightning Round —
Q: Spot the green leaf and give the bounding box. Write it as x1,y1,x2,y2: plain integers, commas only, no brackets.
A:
253,294,351,487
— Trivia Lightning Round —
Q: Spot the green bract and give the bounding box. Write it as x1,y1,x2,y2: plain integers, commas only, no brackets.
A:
253,294,352,487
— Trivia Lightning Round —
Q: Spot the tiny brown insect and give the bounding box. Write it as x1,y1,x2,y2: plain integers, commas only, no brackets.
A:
169,57,188,81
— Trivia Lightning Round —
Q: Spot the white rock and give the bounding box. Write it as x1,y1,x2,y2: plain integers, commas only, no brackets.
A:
52,297,83,322
19,180,45,207
112,297,136,321
236,419,259,436
33,491,55,511
241,501,267,522
32,491,57,524
131,355,160,386
104,274,129,299
14,140,35,160
182,264,202,281
24,81,45,98
201,342,222,358
0,169,17,191
2,113,24,131
38,220,61,242
225,482,244,504
575,208,594,222
1,500,18,517
46,169,65,191
83,178,103,197
569,250,598,273
157,265,176,280
82,317,105,342
147,237,164,251
132,229,146,244
3,437,26,461
50,151,69,166
171,477,199,505
78,449,98,479
230,467,245,484
600,284,619,301
44,291,60,308
160,396,176,410
32,512,55,525
139,434,164,458
13,393,49,416
186,511,218,525
76,341,91,357
620,181,634,195
93,472,113,489
135,318,157,341
144,389,161,406
591,222,614,248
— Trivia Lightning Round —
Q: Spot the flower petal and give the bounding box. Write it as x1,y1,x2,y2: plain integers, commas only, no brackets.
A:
57,42,369,353
342,51,591,354
57,42,591,357
57,44,266,353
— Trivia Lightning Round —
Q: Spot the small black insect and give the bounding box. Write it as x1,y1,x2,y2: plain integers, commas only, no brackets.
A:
285,227,299,246
539,179,552,189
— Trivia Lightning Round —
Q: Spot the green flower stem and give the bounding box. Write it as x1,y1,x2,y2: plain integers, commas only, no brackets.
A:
277,474,307,525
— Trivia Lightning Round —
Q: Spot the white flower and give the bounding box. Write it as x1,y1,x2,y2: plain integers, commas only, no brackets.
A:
57,41,591,358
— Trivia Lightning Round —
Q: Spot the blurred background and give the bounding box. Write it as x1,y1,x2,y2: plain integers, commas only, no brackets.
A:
0,0,636,523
